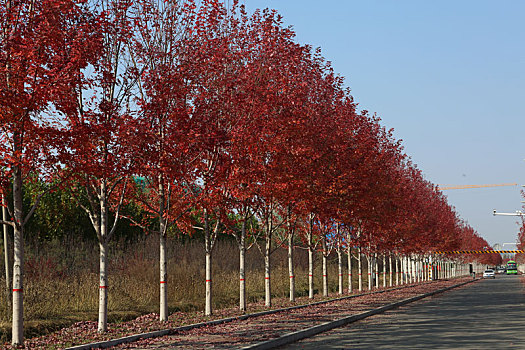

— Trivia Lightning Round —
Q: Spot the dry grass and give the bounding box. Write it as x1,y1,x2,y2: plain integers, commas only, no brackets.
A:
0,236,381,341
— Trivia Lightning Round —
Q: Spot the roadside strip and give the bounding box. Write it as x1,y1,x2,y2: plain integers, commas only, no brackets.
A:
241,278,477,350
66,279,470,350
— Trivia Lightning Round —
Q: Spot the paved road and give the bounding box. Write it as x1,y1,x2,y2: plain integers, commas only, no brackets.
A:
281,275,525,349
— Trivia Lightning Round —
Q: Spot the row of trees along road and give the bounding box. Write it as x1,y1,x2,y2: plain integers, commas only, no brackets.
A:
0,0,501,345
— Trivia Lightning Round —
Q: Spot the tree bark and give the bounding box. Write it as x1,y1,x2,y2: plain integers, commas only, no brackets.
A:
357,247,362,292
288,233,295,302
347,247,352,293
98,240,108,332
287,208,295,302
388,254,392,287
337,246,343,294
97,180,109,333
204,209,212,316
395,255,399,286
307,215,314,299
159,179,168,321
322,235,328,297
383,254,387,288
402,256,406,284
264,233,271,307
367,253,372,290
205,250,212,315
11,164,23,345
239,218,246,311
159,231,168,320
2,196,10,311
374,252,379,289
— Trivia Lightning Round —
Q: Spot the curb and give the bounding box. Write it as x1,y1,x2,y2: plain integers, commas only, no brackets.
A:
65,279,467,349
240,279,477,350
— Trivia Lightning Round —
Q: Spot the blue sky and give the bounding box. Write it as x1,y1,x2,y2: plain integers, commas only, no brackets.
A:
242,0,525,246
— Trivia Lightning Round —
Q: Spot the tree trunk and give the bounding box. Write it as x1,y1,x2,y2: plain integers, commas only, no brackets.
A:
412,257,416,283
308,246,314,299
288,231,295,302
264,233,271,307
410,257,415,283
322,236,328,297
337,246,343,294
347,247,352,293
203,209,213,316
205,250,212,315
98,180,109,333
358,247,362,292
418,257,422,282
11,164,23,345
307,215,314,299
239,219,246,311
382,254,386,288
159,231,168,320
389,254,393,287
204,209,212,316
401,256,406,284
374,252,379,289
406,256,410,283
159,179,168,321
395,255,399,286
367,254,372,290
98,240,108,332
2,197,11,310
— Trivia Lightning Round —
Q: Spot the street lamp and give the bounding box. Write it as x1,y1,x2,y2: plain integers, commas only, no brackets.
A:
493,209,524,216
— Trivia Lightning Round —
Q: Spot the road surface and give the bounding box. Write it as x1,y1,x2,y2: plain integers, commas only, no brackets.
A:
282,275,525,349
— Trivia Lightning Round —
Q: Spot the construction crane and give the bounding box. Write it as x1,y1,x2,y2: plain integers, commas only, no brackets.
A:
437,183,518,190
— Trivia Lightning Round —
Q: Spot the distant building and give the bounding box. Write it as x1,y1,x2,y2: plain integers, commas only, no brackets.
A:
493,243,517,261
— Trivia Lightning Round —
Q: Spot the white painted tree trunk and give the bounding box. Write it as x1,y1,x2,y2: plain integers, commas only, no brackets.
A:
308,246,314,298
159,232,168,320
367,254,372,290
408,256,412,283
399,256,406,285
322,236,328,297
264,234,271,307
417,258,420,282
205,251,212,315
389,254,393,287
358,247,362,292
382,255,386,288
347,248,352,293
307,215,314,299
97,180,110,333
412,257,416,283
337,247,343,294
395,255,399,286
11,165,23,345
403,256,407,284
420,259,423,281
204,209,213,316
288,230,295,302
158,180,168,321
98,240,108,332
322,254,328,297
374,253,379,289
239,219,246,311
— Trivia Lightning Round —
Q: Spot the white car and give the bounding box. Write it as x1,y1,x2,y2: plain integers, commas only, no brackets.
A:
483,269,495,279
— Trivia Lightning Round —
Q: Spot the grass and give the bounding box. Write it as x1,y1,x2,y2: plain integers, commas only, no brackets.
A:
0,236,384,342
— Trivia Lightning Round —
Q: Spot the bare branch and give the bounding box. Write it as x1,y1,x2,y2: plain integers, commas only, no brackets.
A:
108,178,128,240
